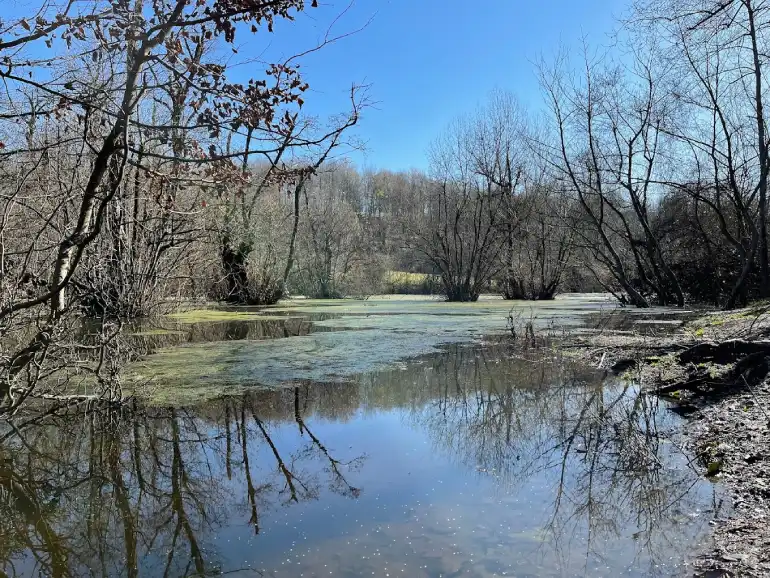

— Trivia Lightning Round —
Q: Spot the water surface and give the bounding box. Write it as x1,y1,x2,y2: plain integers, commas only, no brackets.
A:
1,343,721,577
122,294,639,405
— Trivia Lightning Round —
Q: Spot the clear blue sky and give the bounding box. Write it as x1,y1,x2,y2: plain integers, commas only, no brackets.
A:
241,0,630,171
6,0,629,171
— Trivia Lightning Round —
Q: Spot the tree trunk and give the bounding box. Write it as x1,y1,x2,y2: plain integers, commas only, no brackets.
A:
747,0,770,298
724,252,755,310
221,239,250,304
283,178,304,292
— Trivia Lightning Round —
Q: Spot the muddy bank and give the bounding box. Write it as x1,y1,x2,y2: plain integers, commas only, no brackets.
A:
558,310,770,577
690,382,770,577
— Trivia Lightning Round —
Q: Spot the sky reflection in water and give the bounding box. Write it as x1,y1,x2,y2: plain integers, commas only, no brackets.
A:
0,343,722,578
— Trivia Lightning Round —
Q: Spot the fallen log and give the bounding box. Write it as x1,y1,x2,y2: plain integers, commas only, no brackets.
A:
654,377,710,396
679,339,770,365
728,352,770,385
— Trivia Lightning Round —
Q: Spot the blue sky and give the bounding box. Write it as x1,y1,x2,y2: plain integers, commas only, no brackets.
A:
6,0,629,170
242,0,629,171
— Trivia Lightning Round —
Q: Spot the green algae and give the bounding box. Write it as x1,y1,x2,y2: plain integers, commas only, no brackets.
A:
126,294,628,406
165,309,299,323
124,328,470,406
266,295,615,326
278,299,608,337
310,312,517,335
271,293,614,313
128,380,252,407
127,329,187,336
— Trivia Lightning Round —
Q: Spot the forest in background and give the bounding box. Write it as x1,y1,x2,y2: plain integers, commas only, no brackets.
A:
2,0,770,412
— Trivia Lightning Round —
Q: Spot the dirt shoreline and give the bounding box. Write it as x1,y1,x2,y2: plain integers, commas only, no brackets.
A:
687,381,770,577
555,312,770,577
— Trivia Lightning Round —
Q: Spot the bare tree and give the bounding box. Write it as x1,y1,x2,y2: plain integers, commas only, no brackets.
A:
464,90,527,299
417,116,507,302
632,0,770,308
0,0,358,414
540,47,684,307
504,179,576,300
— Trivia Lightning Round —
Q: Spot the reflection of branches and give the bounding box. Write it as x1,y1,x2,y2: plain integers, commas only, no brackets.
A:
394,343,714,576
250,409,310,504
0,388,367,577
0,342,713,577
168,413,205,576
293,387,362,498
408,345,577,482
543,384,713,576
239,407,261,534
0,461,69,577
106,436,137,578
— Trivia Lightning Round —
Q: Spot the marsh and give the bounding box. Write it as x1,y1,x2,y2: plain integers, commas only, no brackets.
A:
0,296,721,577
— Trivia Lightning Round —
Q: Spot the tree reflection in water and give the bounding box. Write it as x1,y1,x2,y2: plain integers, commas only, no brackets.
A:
399,347,721,575
0,389,364,577
0,344,721,577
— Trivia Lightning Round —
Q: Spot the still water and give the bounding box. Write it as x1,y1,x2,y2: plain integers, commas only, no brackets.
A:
0,339,721,578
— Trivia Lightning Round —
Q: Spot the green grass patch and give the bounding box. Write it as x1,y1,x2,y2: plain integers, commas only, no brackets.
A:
385,270,430,284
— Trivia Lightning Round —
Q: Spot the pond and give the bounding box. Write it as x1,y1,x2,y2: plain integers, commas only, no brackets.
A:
0,296,721,577
120,294,673,405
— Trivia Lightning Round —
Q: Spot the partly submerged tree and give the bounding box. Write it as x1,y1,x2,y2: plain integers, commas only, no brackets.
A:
463,91,527,300
417,116,507,302
503,181,576,300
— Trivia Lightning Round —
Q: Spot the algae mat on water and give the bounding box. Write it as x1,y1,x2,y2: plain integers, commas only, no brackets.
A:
165,309,299,323
267,294,616,335
266,294,617,317
129,295,619,406
125,328,470,406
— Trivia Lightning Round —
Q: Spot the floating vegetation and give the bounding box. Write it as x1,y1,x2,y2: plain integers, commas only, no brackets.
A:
124,328,470,405
267,294,613,318
123,296,627,406
165,308,300,323
311,313,517,335
127,328,187,337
